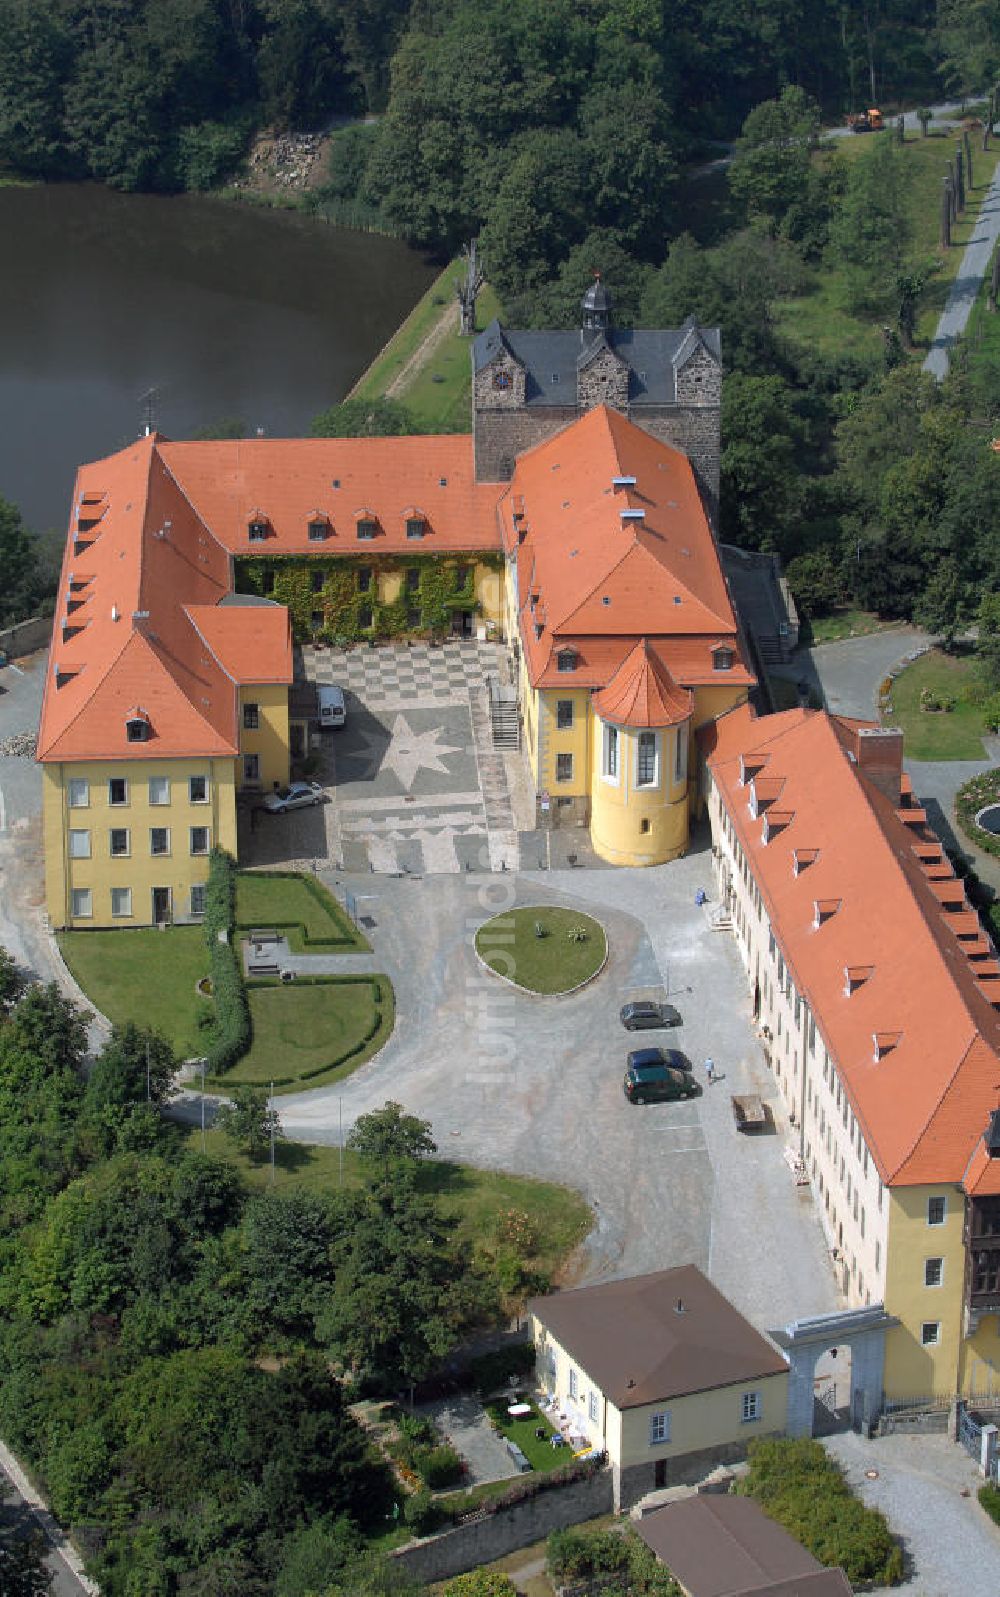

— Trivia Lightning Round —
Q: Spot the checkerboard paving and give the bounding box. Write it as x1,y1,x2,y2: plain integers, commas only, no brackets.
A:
302,642,518,875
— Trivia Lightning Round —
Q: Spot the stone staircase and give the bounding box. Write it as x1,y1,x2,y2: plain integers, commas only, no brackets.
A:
486,678,520,748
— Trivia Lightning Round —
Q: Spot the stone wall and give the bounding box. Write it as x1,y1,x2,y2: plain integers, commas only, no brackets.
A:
473,402,721,529
392,1468,614,1585
577,347,630,412
615,1436,780,1511
0,616,51,658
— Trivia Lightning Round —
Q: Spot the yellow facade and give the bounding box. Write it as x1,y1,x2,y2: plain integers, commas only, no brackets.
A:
532,1318,788,1471
590,719,691,867
44,758,237,929
883,1184,980,1401
537,688,591,798
238,684,290,793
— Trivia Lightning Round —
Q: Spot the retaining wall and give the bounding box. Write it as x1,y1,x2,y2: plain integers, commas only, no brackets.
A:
0,616,50,658
392,1469,614,1584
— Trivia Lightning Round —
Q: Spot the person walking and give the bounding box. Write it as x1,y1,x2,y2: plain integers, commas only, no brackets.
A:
704,1057,716,1085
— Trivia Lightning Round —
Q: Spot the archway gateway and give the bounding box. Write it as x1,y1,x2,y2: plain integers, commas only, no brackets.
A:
770,1306,898,1438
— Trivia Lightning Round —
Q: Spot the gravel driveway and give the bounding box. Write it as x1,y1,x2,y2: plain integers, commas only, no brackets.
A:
824,1430,1000,1596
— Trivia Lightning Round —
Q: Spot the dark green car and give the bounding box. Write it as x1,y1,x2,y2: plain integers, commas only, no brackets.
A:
623,1061,700,1105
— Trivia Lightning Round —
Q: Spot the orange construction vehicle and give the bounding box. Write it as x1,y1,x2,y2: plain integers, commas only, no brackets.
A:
848,107,884,132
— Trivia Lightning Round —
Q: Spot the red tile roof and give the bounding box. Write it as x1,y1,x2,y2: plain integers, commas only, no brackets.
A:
705,704,1000,1190
37,437,291,764
158,435,502,555
592,639,692,728
187,603,292,686
500,406,753,694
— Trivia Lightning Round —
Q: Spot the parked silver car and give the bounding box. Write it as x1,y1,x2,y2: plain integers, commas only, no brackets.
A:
262,781,324,813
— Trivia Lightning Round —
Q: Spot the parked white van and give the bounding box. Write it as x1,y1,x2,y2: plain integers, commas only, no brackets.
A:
317,684,346,728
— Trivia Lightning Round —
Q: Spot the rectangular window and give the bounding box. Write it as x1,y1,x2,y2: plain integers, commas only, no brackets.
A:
311,570,324,594
648,1411,669,1445
875,1240,881,1272
568,1368,578,1400
675,727,687,784
150,827,170,856
356,519,376,540
928,1196,946,1226
247,520,267,542
640,817,650,834
108,777,127,806
308,521,327,542
110,886,132,918
243,702,259,731
588,1390,598,1423
67,779,89,808
406,606,420,628
556,752,573,782
741,1391,761,1423
311,611,324,630
190,883,207,916
189,776,208,804
406,519,424,540
262,570,276,595
148,776,169,806
556,699,574,730
921,1321,941,1346
109,828,130,858
243,754,260,783
358,605,373,630
925,1257,943,1287
71,887,92,919
455,564,469,589
406,567,420,592
190,826,210,856
68,829,91,859
357,567,372,593
602,723,619,782
636,730,658,787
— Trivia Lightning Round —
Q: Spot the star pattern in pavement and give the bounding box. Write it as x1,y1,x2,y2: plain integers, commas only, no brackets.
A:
342,713,463,791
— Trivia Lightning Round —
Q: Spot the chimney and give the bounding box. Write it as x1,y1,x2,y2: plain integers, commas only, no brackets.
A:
853,727,904,803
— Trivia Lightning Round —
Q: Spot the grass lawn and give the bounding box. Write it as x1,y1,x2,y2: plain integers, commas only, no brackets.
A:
183,1129,592,1282
347,254,502,432
235,871,368,951
775,133,1000,362
486,1401,570,1473
58,927,209,1057
882,647,988,759
807,609,899,645
217,975,393,1092
476,907,607,994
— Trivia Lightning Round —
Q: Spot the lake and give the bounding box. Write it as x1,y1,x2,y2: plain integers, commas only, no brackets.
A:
0,183,438,533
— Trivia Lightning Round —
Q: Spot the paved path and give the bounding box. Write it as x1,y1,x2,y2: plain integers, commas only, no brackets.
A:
0,1440,98,1597
925,152,1000,379
774,627,932,720
823,1431,1000,1596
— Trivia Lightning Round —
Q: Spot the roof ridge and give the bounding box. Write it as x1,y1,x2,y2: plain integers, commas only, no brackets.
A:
184,605,239,687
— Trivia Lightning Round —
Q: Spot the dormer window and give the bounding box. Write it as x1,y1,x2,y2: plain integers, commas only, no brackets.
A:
713,644,735,672
873,1031,901,1061
844,964,874,996
557,649,577,674
247,511,269,542
125,708,152,743
356,516,377,541
813,898,842,928
406,518,425,540
307,515,329,542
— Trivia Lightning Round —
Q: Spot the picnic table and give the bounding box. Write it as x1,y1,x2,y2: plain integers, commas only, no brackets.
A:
731,1093,766,1132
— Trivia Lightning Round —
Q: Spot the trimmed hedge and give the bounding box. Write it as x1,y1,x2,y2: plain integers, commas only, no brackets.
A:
203,849,252,1074
740,1438,904,1586
979,1482,1000,1525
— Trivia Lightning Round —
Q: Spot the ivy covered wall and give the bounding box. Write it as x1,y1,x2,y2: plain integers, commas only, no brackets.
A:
234,553,504,644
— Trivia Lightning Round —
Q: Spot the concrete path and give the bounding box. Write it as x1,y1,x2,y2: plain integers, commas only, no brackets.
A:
925,154,1000,379
774,628,932,721
823,1431,1000,1596
0,1440,98,1597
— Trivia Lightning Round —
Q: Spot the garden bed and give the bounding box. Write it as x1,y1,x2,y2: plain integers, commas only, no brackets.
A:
957,768,1000,860
475,908,607,995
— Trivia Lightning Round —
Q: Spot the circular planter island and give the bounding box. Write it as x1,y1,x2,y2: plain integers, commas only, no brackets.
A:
474,906,608,995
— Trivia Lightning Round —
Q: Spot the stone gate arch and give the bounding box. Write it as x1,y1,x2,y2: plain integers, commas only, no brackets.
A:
770,1306,898,1437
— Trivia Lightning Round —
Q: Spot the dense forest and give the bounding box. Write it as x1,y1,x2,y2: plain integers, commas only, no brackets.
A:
0,942,559,1595
0,0,986,198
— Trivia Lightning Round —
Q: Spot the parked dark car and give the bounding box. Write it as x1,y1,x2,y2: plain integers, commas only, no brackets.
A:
620,1000,682,1030
626,1046,694,1075
623,1061,700,1105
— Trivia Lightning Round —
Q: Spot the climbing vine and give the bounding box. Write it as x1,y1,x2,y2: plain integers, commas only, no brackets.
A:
235,553,501,643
